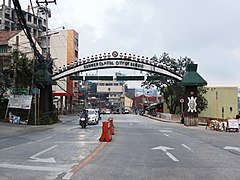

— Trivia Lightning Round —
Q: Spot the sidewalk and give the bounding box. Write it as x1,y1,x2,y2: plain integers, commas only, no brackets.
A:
0,121,53,138
144,114,207,126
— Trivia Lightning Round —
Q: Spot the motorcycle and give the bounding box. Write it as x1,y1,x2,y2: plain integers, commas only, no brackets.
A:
79,116,88,128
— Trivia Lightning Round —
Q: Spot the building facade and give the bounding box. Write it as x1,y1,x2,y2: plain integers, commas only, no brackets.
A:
199,86,238,119
50,29,79,114
0,0,47,49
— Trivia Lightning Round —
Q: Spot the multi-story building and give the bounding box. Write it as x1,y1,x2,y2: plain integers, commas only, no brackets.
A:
0,0,48,54
50,29,79,114
97,80,134,112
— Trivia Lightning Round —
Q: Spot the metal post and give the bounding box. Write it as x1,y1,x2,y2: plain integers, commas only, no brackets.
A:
35,94,37,125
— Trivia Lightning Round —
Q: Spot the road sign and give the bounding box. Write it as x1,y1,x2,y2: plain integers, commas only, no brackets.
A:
10,88,29,95
180,98,184,103
32,88,40,95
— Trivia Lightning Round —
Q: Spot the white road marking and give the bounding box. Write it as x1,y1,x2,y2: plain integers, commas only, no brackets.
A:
0,163,64,172
181,144,192,152
224,146,240,153
0,136,54,152
159,130,172,133
54,141,99,144
152,146,179,162
0,146,15,152
62,171,74,180
163,134,172,138
166,151,179,162
29,145,58,163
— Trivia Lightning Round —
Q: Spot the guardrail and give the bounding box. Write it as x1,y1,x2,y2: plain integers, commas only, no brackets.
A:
99,117,115,142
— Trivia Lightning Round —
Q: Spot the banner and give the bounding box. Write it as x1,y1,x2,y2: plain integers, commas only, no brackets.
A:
8,95,33,109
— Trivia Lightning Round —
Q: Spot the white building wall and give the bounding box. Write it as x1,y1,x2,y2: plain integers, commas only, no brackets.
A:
50,30,68,93
8,31,41,59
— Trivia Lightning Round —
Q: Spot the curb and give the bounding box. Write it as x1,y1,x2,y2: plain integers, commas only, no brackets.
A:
144,114,207,126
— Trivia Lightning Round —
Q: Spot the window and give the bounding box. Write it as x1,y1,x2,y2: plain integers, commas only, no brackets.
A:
75,50,78,58
34,17,37,24
74,82,78,88
28,14,32,22
0,45,8,53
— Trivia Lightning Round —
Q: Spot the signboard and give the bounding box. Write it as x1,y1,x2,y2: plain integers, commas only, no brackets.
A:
10,88,29,95
83,60,144,70
32,88,40,95
8,95,33,109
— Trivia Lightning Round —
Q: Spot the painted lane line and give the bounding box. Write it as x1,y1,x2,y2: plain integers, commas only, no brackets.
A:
166,152,179,162
0,136,54,152
181,144,193,152
0,146,15,152
0,163,64,172
163,134,172,138
152,146,179,162
224,146,240,153
29,145,58,163
159,130,173,133
62,170,74,180
62,142,107,180
54,141,99,144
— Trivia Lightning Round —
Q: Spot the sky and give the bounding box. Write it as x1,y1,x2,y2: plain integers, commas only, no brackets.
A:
20,0,240,88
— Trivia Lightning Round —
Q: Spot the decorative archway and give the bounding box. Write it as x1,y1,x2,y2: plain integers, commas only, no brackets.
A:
52,51,182,81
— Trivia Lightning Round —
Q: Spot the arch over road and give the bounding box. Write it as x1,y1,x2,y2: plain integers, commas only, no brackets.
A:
52,51,182,81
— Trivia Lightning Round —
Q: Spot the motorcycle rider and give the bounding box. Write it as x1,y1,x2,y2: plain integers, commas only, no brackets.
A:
80,109,88,127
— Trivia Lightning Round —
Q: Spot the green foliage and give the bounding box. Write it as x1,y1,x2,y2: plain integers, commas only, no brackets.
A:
28,110,59,125
0,99,8,119
0,72,12,100
143,53,207,114
11,50,33,88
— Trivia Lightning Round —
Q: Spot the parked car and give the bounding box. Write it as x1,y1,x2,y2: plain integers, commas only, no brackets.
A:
105,109,111,114
85,109,98,125
124,109,129,114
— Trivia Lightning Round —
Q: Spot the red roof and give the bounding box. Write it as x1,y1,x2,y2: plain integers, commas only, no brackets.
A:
0,30,21,43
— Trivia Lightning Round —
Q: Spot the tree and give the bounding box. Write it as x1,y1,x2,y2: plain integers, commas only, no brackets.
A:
11,50,33,89
0,71,12,99
143,53,207,114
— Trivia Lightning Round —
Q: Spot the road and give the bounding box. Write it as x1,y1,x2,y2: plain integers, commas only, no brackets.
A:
0,114,102,180
1,114,240,180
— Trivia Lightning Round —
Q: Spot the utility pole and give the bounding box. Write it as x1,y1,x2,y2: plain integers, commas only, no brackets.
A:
35,0,56,114
36,0,56,58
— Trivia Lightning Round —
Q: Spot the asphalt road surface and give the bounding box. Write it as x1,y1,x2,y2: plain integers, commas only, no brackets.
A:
1,114,240,180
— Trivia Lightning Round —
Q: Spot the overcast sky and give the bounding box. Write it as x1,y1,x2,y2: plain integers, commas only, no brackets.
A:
21,0,240,88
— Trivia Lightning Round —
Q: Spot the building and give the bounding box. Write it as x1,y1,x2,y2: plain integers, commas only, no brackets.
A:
199,86,238,119
0,30,41,70
134,95,162,111
50,29,79,114
0,0,47,52
96,80,134,112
